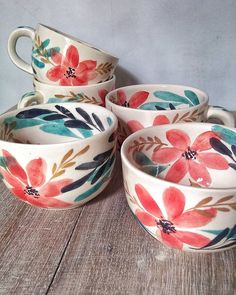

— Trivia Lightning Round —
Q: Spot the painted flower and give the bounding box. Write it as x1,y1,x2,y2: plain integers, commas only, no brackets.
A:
134,184,216,250
0,150,73,208
127,115,170,133
116,90,149,108
98,89,108,107
46,45,97,86
152,129,229,186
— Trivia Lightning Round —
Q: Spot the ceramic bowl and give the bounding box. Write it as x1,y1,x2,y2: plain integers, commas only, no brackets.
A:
106,84,235,146
0,103,117,209
8,23,119,85
18,76,116,108
121,122,236,252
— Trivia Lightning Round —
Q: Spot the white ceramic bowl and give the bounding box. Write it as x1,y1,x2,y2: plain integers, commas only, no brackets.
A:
0,103,117,209
121,122,236,252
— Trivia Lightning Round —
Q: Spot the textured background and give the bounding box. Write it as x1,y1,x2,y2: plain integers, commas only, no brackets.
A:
0,0,236,113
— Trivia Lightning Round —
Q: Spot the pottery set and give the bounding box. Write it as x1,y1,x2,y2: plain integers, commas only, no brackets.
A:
1,24,235,252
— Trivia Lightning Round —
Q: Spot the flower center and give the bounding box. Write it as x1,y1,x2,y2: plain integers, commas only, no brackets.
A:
64,67,76,79
182,147,197,160
122,101,129,108
156,218,176,234
24,186,40,198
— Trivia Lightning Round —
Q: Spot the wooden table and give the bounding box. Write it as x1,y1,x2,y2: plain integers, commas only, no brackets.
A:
0,117,236,295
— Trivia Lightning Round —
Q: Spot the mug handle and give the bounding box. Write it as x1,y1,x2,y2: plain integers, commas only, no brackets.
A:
8,26,35,74
18,91,44,109
206,105,235,127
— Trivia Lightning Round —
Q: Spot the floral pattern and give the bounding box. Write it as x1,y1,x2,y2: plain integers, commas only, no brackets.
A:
127,115,170,133
129,184,216,250
152,129,229,186
0,150,73,208
46,45,97,86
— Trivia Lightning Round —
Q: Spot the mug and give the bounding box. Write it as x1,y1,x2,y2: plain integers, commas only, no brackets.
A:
8,24,119,85
18,76,116,108
121,122,236,252
105,84,235,146
0,103,117,209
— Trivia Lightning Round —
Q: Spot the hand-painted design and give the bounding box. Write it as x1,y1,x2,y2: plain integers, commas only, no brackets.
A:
126,183,216,250
210,137,236,171
95,62,114,75
54,92,100,104
211,125,236,146
193,226,236,250
132,150,168,177
51,145,90,180
32,35,60,69
152,129,229,186
0,121,19,142
0,150,73,208
171,108,205,123
127,115,170,133
46,45,97,86
6,105,109,140
117,122,129,148
115,90,149,108
128,136,167,153
153,90,200,107
189,195,236,212
211,105,230,112
61,146,116,194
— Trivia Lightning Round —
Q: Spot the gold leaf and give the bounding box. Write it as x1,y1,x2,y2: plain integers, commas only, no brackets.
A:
195,209,215,218
217,207,230,212
52,163,57,174
153,145,162,152
216,195,233,204
62,161,76,168
40,57,49,63
147,136,153,142
61,149,74,164
70,91,76,97
194,197,213,208
139,137,145,142
75,145,90,157
54,94,66,98
172,113,179,123
229,204,236,210
154,136,161,143
179,112,190,120
52,170,65,179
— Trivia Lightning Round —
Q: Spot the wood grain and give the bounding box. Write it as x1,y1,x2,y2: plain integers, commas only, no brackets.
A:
0,155,235,294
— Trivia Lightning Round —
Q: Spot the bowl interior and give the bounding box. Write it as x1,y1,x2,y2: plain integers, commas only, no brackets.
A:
108,85,206,111
125,124,236,189
0,104,114,145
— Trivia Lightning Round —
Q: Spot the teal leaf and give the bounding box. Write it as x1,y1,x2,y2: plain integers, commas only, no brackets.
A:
41,39,50,48
107,117,113,126
44,47,60,57
211,125,236,146
153,91,193,106
78,128,93,138
40,123,79,138
184,90,200,105
32,56,45,68
4,117,45,129
0,156,6,168
48,98,62,103
21,91,36,99
133,151,153,166
139,102,181,110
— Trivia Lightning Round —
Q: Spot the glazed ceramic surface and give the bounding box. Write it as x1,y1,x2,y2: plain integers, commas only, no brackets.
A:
0,103,117,209
121,123,236,252
8,24,118,85
106,84,235,146
18,76,116,108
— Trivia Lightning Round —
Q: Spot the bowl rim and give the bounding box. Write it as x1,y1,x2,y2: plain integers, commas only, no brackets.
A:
105,83,209,113
121,122,236,192
38,23,119,60
33,75,116,89
0,102,118,149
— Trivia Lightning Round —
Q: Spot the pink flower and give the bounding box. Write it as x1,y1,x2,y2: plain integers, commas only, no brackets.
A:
0,150,73,208
152,129,229,186
134,184,216,250
127,115,170,133
116,90,149,108
46,45,97,86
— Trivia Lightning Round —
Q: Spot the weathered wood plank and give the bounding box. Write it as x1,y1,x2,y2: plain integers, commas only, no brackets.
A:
47,157,236,295
0,182,83,295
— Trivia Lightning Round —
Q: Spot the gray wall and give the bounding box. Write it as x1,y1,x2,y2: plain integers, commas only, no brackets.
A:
0,0,236,113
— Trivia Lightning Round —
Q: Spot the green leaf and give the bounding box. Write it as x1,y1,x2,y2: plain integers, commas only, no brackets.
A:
139,102,181,110
133,151,153,166
153,91,193,106
40,123,79,138
184,90,200,105
32,56,45,68
211,125,236,146
44,47,60,57
0,157,6,168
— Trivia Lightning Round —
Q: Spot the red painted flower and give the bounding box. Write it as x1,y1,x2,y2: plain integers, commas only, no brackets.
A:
98,89,108,107
152,129,229,186
127,115,170,133
0,150,73,208
134,184,216,250
116,90,149,108
46,45,97,86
